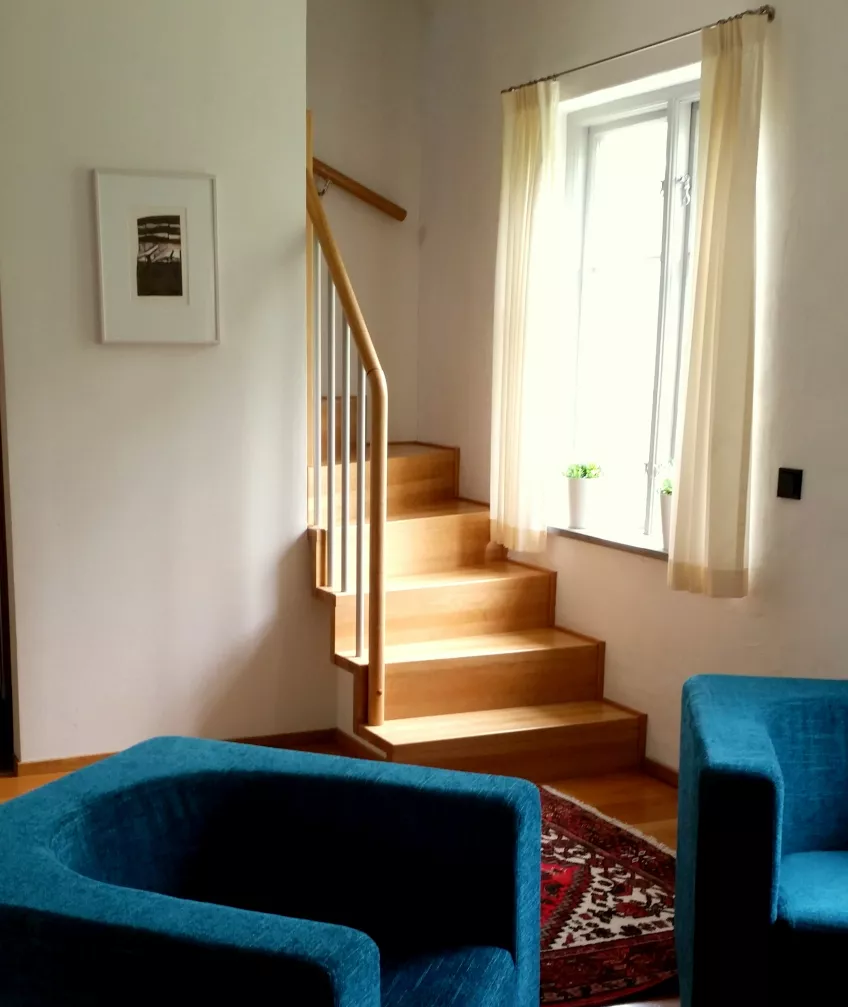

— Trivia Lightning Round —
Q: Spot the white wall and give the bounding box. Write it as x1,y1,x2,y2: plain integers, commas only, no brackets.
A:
308,0,423,442
0,0,338,762
419,0,848,766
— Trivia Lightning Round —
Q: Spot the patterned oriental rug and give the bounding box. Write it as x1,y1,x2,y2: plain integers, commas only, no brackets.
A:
539,786,677,1006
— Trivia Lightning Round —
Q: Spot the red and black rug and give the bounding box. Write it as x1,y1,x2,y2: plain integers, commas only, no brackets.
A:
540,786,676,1006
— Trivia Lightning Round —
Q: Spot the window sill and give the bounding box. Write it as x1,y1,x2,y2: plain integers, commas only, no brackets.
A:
548,524,668,562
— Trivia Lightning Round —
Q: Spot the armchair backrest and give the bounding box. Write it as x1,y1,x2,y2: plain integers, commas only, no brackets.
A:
765,697,848,855
48,761,529,961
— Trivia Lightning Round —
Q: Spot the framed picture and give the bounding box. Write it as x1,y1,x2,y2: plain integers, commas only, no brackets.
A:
94,170,220,345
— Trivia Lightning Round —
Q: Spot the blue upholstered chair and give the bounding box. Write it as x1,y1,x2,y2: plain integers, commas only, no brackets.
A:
0,737,540,1005
677,675,848,1007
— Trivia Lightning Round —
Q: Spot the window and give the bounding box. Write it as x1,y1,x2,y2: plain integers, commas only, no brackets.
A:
561,79,700,544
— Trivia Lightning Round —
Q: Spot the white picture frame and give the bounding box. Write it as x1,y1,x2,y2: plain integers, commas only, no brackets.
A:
94,170,220,345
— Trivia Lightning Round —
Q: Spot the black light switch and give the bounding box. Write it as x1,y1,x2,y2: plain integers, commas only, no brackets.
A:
777,468,803,500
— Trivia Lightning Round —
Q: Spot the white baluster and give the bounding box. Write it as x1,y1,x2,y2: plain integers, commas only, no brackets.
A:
341,319,351,594
326,280,336,589
312,241,322,529
356,359,367,657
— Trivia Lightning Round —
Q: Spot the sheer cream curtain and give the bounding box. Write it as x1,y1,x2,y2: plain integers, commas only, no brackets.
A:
669,15,767,598
490,81,561,553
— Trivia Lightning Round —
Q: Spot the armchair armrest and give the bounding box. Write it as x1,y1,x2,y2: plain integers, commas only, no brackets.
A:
677,677,783,1007
0,863,380,1006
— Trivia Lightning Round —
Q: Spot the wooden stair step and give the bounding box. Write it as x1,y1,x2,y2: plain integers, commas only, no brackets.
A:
336,628,603,718
325,562,556,650
309,442,458,518
364,699,633,744
340,627,594,665
358,701,646,782
384,498,488,520
318,500,494,583
382,444,458,513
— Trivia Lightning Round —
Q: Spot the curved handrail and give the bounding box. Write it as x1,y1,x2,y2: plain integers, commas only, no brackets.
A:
306,170,388,727
313,158,407,222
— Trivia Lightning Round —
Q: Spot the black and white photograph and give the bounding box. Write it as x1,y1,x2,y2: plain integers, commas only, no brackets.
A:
94,170,219,344
136,214,183,297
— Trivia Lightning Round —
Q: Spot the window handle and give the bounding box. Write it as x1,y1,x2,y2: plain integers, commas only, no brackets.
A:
675,173,692,207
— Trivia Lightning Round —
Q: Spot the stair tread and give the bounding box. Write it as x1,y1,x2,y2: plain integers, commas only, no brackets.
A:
332,562,548,599
339,627,593,668
386,499,488,521
318,441,455,470
315,498,487,527
363,701,637,747
388,562,546,589
386,442,455,457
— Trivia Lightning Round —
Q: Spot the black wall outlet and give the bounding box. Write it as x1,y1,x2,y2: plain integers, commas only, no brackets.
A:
777,468,803,500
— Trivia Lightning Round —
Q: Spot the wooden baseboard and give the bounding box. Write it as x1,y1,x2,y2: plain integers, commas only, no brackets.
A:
16,752,112,777
13,732,674,783
15,728,340,777
333,729,385,761
231,729,337,750
644,757,678,788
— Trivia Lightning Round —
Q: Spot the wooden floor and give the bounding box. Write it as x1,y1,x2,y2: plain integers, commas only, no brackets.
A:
550,771,678,850
0,771,65,801
0,764,678,1006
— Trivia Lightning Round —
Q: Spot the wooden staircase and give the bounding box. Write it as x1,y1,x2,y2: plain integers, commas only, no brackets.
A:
305,142,645,782
309,441,647,781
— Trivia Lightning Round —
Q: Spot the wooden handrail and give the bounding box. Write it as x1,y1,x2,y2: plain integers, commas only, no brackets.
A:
313,158,407,223
307,170,388,726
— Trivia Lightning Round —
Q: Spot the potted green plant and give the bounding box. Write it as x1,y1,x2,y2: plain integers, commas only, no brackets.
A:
564,464,601,530
659,478,673,551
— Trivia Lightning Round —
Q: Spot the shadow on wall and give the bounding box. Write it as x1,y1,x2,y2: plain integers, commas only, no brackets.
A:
197,534,336,744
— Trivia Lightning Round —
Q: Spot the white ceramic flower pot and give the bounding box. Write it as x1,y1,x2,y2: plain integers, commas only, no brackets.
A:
567,478,591,530
660,493,672,552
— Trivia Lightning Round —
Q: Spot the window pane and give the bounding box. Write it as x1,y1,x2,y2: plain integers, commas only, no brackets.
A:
574,115,668,533
584,117,668,265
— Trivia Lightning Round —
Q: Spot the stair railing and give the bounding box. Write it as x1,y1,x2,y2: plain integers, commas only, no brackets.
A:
307,171,388,727
313,158,407,222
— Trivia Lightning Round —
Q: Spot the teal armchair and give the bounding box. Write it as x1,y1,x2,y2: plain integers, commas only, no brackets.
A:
677,675,848,1007
0,737,541,1005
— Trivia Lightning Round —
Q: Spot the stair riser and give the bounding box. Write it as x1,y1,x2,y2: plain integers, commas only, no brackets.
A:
320,511,492,585
382,718,644,783
309,450,457,520
385,647,601,719
333,573,555,651
387,456,457,514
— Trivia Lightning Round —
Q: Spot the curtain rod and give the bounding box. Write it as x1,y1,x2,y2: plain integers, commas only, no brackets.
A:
501,5,775,94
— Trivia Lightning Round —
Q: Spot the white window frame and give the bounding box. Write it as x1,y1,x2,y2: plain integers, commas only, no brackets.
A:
562,79,700,542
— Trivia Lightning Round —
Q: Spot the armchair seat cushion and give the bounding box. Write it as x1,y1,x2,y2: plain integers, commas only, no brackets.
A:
381,946,516,1007
778,851,848,932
